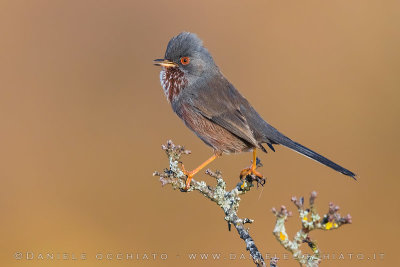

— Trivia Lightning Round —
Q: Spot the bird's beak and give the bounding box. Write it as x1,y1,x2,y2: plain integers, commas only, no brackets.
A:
153,58,178,68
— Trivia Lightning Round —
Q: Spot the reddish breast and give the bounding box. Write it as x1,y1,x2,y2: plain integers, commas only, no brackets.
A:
178,103,252,154
159,67,188,103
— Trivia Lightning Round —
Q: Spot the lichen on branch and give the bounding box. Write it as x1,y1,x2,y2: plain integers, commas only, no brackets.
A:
272,191,352,267
153,141,352,267
153,140,268,267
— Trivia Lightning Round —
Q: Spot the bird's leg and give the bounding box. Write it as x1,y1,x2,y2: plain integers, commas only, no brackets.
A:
181,154,219,190
240,148,263,179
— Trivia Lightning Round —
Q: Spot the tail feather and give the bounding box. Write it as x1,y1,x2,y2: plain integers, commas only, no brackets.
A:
267,134,356,179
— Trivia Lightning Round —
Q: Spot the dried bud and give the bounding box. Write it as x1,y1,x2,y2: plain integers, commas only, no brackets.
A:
160,177,169,186
311,191,317,198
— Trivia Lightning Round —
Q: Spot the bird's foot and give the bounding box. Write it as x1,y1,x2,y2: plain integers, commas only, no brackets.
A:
180,163,194,190
240,157,264,181
240,167,264,180
240,165,266,189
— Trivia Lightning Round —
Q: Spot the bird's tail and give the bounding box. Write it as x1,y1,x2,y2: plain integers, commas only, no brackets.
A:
266,132,356,179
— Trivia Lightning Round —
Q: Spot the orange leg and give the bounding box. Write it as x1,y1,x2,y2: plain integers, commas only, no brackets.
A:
240,148,263,178
181,154,219,190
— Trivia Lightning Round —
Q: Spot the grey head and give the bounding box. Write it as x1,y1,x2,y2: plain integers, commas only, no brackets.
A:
154,32,218,79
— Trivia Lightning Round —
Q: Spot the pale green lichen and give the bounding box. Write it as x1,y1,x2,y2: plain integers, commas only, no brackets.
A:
272,192,351,266
155,141,266,267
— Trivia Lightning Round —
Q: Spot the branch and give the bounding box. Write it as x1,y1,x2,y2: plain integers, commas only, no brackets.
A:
154,141,352,267
153,140,269,267
271,191,352,266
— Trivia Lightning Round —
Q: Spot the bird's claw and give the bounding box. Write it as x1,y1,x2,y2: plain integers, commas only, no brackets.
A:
179,163,194,191
240,167,263,180
240,168,266,189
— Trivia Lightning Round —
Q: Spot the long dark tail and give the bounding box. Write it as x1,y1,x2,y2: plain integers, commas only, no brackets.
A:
265,132,356,179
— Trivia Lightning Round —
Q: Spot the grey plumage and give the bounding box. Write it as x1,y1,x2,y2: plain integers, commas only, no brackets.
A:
157,32,356,180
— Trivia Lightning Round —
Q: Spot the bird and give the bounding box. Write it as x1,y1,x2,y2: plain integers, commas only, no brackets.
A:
154,32,356,190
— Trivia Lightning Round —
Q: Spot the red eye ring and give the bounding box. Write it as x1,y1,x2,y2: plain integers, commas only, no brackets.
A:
180,57,190,65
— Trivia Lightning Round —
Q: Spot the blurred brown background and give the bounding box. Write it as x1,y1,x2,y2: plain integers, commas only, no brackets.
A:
0,1,399,266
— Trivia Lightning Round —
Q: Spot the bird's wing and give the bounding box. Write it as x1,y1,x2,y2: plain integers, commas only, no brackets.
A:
186,73,357,179
190,75,259,147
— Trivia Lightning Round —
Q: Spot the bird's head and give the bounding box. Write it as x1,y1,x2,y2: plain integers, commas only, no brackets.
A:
154,32,217,78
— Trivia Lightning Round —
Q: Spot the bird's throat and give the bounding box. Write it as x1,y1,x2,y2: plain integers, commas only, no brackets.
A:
160,67,188,103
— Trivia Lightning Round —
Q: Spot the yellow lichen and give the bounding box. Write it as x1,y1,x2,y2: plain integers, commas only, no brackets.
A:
279,232,286,241
302,216,308,221
325,222,333,230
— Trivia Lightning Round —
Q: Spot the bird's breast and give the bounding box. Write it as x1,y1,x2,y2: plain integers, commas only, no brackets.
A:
159,67,188,103
176,103,253,154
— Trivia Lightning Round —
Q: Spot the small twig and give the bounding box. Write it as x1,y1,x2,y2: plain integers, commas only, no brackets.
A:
270,257,279,267
153,140,270,267
272,191,351,266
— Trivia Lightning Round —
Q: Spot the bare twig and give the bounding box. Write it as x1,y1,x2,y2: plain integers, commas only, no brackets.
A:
272,191,352,266
153,140,269,267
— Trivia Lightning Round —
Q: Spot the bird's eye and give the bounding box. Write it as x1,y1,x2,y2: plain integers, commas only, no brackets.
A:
180,57,190,65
